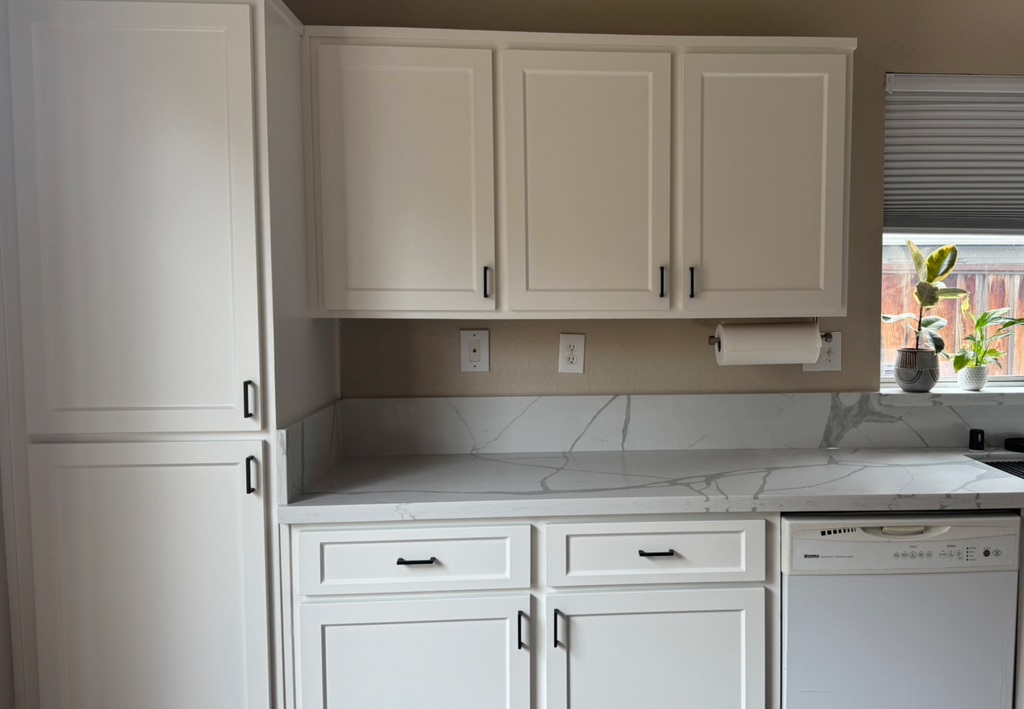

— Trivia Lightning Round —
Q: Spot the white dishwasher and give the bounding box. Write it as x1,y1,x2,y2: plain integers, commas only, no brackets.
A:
782,514,1019,709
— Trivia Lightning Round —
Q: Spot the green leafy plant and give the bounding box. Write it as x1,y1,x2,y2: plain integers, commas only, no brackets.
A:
947,299,1024,372
881,240,969,354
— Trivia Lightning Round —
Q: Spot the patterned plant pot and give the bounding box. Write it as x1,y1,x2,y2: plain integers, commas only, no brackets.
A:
893,348,940,393
957,366,989,392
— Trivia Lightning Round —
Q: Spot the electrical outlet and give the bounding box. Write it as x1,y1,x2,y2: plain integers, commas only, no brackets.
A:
461,329,490,372
803,332,842,372
559,333,585,374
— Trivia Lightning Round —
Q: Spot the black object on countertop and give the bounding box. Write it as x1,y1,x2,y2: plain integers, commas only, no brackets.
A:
983,460,1024,477
1006,438,1024,453
969,429,986,451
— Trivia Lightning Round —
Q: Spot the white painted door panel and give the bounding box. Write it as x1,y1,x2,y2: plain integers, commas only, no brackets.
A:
315,43,496,311
548,588,765,709
29,442,270,709
682,53,848,317
10,1,262,433
298,596,530,709
504,50,671,311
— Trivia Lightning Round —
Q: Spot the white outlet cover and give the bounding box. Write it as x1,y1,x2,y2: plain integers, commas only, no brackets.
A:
803,332,842,372
559,333,586,374
461,329,490,372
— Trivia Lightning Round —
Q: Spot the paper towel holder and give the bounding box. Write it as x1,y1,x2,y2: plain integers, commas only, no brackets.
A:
707,325,834,351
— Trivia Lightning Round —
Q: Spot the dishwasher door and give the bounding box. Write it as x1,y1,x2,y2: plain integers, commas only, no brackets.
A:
782,512,1020,709
783,570,1017,709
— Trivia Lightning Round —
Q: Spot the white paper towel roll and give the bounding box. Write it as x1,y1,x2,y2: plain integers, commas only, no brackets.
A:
714,322,823,366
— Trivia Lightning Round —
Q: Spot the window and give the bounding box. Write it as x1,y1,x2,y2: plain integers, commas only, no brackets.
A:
881,233,1024,379
882,73,1024,381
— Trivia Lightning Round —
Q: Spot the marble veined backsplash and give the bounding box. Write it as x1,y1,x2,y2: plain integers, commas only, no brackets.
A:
338,392,1023,455
277,392,1024,502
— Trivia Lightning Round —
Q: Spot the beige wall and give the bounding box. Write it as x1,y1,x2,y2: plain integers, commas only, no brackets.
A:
292,0,1024,398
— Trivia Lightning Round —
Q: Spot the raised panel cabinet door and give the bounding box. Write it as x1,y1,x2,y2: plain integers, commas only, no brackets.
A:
682,53,849,317
28,442,270,709
10,1,262,434
297,595,531,709
315,43,496,311
504,51,672,311
547,588,766,709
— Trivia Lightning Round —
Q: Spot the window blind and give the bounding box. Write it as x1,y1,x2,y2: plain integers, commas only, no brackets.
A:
885,73,1024,230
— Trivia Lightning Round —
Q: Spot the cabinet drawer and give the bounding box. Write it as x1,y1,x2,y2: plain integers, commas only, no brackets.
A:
546,520,765,587
297,525,531,595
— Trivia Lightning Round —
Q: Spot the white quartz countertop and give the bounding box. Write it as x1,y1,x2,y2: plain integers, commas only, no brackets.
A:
276,448,1024,524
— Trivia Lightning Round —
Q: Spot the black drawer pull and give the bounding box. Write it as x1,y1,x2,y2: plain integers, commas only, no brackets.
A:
689,267,696,298
659,266,666,298
243,380,255,418
483,266,491,299
518,610,526,650
554,609,562,648
245,456,256,495
638,549,675,558
396,557,437,566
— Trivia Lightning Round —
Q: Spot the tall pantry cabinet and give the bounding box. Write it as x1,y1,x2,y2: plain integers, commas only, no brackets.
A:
0,1,337,708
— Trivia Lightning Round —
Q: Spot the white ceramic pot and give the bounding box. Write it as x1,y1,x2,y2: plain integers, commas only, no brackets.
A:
957,366,989,392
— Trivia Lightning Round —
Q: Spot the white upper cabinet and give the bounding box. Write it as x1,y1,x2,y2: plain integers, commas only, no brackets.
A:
305,31,855,318
10,1,262,433
313,44,496,311
681,53,849,317
29,441,270,709
503,50,672,311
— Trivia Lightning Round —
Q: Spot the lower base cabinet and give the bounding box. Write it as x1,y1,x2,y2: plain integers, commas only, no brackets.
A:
290,520,770,709
297,595,532,709
547,588,766,709
29,442,270,709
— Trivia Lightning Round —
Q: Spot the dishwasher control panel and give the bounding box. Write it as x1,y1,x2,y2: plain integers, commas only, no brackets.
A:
783,514,1021,575
791,534,1018,573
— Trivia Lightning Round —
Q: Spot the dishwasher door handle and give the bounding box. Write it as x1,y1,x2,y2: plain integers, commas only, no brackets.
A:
879,526,929,537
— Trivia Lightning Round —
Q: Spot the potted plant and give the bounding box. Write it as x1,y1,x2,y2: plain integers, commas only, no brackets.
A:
881,240,969,392
947,301,1024,391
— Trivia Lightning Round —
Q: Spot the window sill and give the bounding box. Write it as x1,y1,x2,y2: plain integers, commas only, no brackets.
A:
878,384,1024,407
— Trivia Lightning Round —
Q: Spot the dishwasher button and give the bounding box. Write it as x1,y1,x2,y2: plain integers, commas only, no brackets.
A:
910,552,918,559
994,549,1003,557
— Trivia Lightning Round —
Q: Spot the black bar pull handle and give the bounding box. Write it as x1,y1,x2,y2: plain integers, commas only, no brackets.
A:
659,266,666,298
243,380,255,419
639,549,675,558
518,610,526,650
483,266,491,299
689,267,696,299
553,609,562,648
245,455,256,494
396,557,438,566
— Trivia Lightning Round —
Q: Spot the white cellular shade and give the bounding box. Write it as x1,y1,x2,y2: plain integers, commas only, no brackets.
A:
885,73,1024,229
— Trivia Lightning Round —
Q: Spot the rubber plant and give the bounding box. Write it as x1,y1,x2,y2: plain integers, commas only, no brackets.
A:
881,240,969,354
948,299,1024,372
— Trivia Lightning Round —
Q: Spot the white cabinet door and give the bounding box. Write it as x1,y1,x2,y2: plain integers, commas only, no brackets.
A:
504,51,671,311
314,44,496,311
29,442,270,709
10,1,262,434
298,595,531,709
682,53,849,317
548,588,765,709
